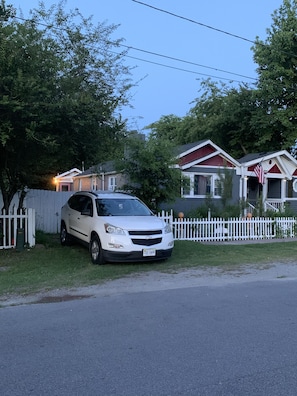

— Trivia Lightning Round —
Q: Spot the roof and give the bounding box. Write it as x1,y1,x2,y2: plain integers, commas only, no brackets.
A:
72,190,134,199
54,168,82,179
75,160,116,177
237,152,277,164
175,140,208,156
176,139,240,169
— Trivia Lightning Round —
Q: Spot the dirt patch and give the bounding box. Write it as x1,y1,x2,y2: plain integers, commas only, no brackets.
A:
33,294,92,304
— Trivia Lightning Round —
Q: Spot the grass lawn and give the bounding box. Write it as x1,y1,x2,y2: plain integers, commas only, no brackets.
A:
1,233,297,297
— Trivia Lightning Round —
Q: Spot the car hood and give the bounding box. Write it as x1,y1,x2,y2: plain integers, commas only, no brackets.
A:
102,215,166,231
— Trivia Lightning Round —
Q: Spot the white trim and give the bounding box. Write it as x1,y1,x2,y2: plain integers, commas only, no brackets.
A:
277,156,292,179
181,172,223,198
177,139,240,168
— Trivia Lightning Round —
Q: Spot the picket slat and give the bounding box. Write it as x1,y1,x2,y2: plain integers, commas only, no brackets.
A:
0,208,35,249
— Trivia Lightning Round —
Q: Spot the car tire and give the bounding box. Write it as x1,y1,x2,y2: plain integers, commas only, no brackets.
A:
90,234,106,265
60,222,71,246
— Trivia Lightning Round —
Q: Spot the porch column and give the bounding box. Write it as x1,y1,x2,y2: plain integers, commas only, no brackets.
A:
262,178,268,202
281,178,287,201
242,177,248,201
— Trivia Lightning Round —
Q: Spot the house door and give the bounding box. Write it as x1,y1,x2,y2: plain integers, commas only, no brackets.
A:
267,179,281,199
247,177,262,205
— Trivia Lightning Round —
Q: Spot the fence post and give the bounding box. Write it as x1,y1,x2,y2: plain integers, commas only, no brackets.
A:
27,208,36,247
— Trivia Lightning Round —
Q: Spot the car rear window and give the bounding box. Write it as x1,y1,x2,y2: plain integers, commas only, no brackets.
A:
95,198,152,216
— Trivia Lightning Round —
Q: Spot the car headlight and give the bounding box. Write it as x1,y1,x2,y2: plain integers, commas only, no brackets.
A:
164,223,172,233
104,223,126,235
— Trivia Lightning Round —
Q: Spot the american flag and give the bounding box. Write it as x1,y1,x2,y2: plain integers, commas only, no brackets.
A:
254,163,265,185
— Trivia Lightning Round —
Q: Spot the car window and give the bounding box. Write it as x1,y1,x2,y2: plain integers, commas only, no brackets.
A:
68,195,92,214
82,197,93,216
96,198,152,216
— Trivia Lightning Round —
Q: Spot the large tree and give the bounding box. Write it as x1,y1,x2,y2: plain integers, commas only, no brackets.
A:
0,0,132,210
117,134,182,209
252,0,297,151
147,80,260,159
148,1,297,158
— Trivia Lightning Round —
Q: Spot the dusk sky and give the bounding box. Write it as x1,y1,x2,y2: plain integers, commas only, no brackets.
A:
12,0,283,131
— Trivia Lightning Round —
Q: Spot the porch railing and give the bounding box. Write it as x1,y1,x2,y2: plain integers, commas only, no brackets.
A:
265,200,285,212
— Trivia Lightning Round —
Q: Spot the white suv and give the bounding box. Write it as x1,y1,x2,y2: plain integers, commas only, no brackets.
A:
60,191,174,264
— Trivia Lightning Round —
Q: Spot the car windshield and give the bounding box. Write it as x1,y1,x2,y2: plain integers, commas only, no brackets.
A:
95,198,153,216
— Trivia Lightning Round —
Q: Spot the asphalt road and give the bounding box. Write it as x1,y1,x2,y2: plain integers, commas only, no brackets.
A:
1,268,297,395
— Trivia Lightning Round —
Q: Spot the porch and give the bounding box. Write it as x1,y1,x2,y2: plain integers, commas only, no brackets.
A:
241,175,297,215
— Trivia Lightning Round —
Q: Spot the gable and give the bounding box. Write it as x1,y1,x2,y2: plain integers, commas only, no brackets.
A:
179,144,216,167
267,164,282,174
199,155,235,167
248,164,282,174
178,140,239,170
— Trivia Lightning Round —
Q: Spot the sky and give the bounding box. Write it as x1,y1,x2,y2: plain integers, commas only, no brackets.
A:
11,0,283,131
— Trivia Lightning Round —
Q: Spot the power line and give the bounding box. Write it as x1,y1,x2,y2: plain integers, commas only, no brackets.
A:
11,14,256,83
118,52,253,83
131,0,255,44
120,44,257,81
131,0,297,61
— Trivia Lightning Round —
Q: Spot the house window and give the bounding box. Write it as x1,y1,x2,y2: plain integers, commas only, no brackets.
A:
214,179,223,196
181,173,223,198
181,176,190,196
108,176,117,191
194,175,211,196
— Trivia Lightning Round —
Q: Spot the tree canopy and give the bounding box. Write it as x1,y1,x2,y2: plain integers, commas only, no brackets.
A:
0,0,132,210
252,0,297,151
148,0,297,159
117,134,182,209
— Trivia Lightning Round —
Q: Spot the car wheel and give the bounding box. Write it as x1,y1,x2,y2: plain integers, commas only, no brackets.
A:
60,222,71,246
90,234,105,265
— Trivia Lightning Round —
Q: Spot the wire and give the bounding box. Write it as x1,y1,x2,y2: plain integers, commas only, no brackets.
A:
131,0,255,44
11,14,256,83
131,0,297,61
120,44,257,81
118,52,254,84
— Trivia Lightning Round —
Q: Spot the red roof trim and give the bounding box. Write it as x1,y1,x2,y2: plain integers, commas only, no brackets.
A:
199,156,234,167
180,144,216,166
267,164,281,174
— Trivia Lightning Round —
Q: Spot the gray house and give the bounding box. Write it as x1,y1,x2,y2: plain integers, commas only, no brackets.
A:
56,139,297,214
169,139,297,214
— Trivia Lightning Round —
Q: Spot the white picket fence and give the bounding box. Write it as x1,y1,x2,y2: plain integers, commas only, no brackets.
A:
158,210,297,242
0,208,35,249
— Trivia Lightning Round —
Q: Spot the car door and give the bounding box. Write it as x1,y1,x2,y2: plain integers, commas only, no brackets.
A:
68,195,91,242
74,196,94,243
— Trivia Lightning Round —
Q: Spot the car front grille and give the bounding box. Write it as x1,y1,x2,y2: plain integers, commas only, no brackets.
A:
131,238,162,246
129,230,162,236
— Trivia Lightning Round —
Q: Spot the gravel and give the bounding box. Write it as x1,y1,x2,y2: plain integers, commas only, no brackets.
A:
1,260,297,307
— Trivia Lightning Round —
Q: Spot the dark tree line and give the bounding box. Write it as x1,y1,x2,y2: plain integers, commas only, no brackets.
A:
0,0,132,210
147,0,297,160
